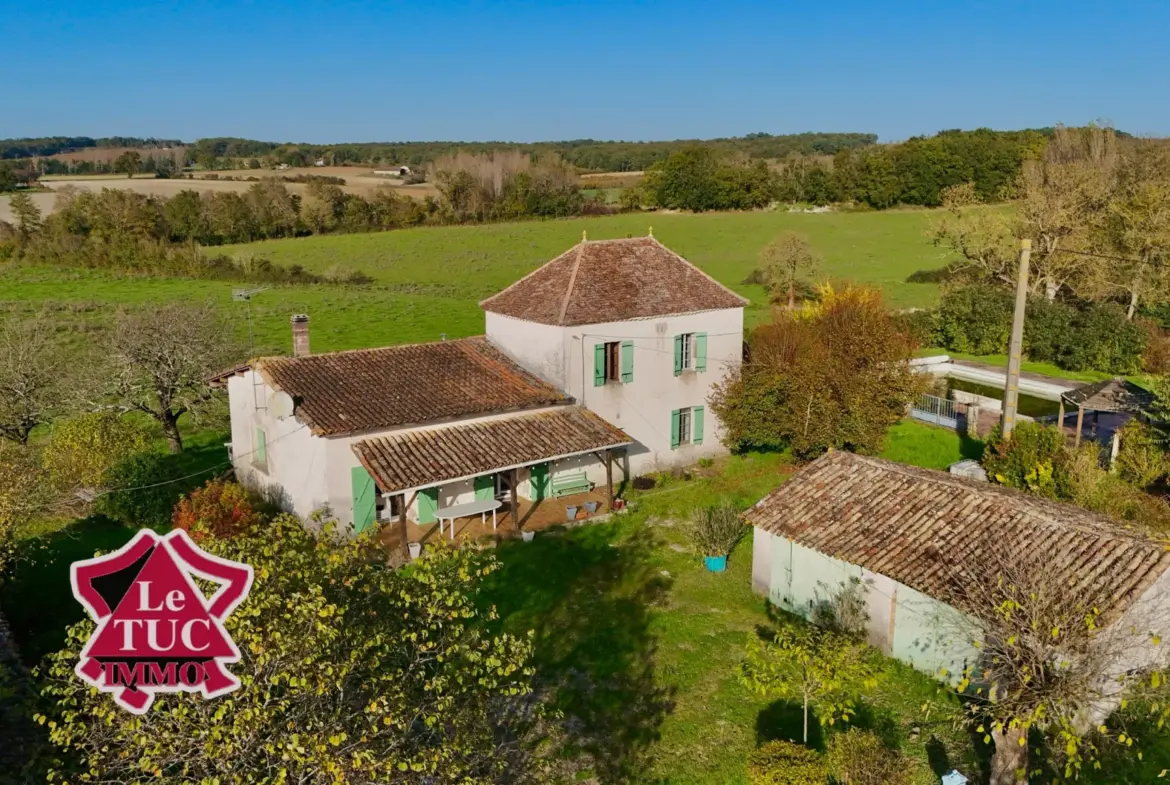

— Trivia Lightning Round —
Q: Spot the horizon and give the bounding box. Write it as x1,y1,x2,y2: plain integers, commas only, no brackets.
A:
3,1,1168,144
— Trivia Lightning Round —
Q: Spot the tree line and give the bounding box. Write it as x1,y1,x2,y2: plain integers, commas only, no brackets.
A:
0,136,182,159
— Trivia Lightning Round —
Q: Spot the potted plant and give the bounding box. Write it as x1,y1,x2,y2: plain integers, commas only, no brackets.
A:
685,500,746,573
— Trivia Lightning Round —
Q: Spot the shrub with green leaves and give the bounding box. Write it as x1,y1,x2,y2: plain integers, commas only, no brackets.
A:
935,285,1013,355
747,740,827,785
685,500,746,557
41,412,152,491
1022,296,1076,363
37,515,548,784
94,451,186,528
1116,419,1170,489
1060,303,1146,374
826,728,933,785
981,421,1070,499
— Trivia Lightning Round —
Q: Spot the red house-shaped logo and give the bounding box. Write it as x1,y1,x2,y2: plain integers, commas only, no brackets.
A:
71,529,253,714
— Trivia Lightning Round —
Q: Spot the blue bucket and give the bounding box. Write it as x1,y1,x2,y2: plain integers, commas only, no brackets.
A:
704,555,728,572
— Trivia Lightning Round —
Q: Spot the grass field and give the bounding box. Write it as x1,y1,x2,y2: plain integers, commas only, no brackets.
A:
0,208,953,355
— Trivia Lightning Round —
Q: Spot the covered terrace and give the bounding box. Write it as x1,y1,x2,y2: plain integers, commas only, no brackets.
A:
352,406,632,558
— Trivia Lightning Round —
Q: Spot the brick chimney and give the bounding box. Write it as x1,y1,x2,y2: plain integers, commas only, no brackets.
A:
290,314,310,357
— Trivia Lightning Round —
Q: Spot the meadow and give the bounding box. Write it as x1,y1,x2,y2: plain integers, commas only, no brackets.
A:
0,208,953,355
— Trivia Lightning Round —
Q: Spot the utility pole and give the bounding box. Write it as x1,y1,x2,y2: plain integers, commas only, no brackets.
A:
1001,239,1032,438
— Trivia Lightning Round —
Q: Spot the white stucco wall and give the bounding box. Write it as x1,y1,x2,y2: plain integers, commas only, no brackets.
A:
487,307,744,476
229,370,617,531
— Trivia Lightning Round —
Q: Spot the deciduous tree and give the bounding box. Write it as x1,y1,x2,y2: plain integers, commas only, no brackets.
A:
936,527,1170,784
740,624,877,744
757,231,822,308
709,285,926,458
114,150,142,178
0,312,73,444
38,515,550,784
1099,141,1170,317
98,303,239,453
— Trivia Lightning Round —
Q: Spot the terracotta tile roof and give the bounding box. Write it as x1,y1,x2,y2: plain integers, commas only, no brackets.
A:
746,451,1170,618
353,406,631,493
1062,377,1155,413
257,337,569,436
479,236,748,326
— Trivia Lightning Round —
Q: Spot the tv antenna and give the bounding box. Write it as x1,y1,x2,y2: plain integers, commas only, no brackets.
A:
232,287,269,356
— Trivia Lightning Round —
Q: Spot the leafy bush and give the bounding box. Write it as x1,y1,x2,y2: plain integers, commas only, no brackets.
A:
41,412,151,491
826,728,933,785
1116,420,1170,489
95,451,186,528
1060,303,1146,374
810,577,868,639
747,740,827,785
981,421,1070,499
172,479,260,540
934,285,1012,355
1022,296,1076,363
685,500,746,557
895,309,938,348
1067,444,1170,533
1140,319,1170,373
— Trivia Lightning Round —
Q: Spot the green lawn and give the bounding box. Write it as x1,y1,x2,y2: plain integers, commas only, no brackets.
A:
0,208,953,354
480,435,979,783
879,419,983,469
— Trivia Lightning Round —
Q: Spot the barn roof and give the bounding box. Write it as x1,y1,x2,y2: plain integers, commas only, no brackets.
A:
746,451,1170,619
479,235,748,326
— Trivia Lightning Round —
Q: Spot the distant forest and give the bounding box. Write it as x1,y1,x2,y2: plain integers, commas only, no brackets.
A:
0,136,183,159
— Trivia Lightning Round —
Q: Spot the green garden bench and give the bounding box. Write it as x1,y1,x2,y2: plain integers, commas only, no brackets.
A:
551,471,593,498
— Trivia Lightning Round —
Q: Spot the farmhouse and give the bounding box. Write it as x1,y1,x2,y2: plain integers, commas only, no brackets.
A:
747,451,1170,682
212,235,746,543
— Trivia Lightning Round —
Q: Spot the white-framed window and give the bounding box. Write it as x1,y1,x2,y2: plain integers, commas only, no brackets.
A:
677,407,692,446
680,333,695,371
252,427,268,471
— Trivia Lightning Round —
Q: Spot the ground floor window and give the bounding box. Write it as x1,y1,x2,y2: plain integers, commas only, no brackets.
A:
671,406,705,448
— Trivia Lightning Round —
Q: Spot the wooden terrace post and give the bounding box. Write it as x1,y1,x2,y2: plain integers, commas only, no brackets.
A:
1075,405,1085,448
398,493,410,561
605,449,614,511
1058,398,1065,432
510,468,520,531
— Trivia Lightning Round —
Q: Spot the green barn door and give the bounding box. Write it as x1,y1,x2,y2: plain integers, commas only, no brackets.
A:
474,474,495,501
418,487,439,524
530,463,550,501
351,466,376,534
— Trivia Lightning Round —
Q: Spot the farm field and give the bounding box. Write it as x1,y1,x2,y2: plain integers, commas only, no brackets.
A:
0,208,953,355
0,169,437,223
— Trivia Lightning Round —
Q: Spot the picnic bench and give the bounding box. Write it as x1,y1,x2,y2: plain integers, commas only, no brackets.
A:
551,470,593,498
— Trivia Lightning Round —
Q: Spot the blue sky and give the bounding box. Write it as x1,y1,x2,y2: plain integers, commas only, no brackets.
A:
2,0,1168,143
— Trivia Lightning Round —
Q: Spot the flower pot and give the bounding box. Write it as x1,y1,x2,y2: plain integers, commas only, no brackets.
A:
565,506,578,521
521,531,535,542
612,498,626,511
704,555,728,573
407,542,422,560
584,501,599,514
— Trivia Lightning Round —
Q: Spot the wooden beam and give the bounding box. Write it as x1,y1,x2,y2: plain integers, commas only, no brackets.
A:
605,449,614,511
510,468,520,530
1058,399,1065,433
1075,405,1085,448
398,494,410,562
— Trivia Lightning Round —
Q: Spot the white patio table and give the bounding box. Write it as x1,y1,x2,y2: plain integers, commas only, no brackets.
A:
434,499,502,540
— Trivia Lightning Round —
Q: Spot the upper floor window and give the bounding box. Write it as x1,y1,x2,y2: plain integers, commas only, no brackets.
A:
673,332,708,376
594,340,634,386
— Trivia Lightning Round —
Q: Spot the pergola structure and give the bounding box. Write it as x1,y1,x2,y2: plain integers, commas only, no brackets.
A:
1058,377,1155,447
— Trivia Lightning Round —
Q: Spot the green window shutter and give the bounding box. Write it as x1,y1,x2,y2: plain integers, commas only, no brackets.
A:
621,340,634,383
594,343,606,386
530,463,550,500
254,428,267,465
695,333,708,372
418,487,439,524
670,409,681,449
350,465,375,534
474,475,494,501
673,335,683,377
692,406,705,445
